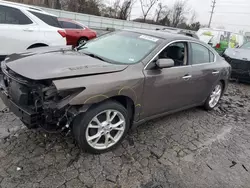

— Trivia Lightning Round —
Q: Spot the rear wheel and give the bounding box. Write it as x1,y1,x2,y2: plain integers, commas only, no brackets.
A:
72,100,129,154
204,82,223,110
77,37,88,46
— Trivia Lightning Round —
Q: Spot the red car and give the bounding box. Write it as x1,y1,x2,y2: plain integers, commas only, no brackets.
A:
58,18,97,47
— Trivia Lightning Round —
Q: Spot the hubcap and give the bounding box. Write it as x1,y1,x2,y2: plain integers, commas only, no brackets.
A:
209,84,222,108
86,110,126,150
79,39,86,45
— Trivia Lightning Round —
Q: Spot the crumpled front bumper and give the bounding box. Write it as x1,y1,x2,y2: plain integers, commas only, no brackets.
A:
223,54,250,82
0,61,40,128
0,88,39,128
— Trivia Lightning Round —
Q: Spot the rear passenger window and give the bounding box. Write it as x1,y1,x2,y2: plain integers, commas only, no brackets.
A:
59,21,82,29
0,5,32,25
191,43,210,64
29,11,61,28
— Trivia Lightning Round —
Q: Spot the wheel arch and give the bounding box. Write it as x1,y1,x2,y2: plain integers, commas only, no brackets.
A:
78,36,89,43
219,79,227,95
27,43,48,49
109,95,135,127
70,94,139,128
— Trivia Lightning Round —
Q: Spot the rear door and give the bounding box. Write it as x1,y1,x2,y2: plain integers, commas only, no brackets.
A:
189,42,221,104
0,5,35,55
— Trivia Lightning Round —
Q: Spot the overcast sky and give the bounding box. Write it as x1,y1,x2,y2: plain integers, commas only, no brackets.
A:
126,0,250,32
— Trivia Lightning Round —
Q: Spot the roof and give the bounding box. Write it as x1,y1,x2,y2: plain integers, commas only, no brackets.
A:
0,0,56,16
123,28,199,41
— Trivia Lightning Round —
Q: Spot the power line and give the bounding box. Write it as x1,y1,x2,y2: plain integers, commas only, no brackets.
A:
208,0,216,28
213,22,250,27
214,12,250,15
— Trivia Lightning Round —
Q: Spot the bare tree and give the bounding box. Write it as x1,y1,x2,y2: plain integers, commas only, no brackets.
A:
43,0,49,7
155,3,169,23
170,0,188,27
139,0,158,22
67,0,101,16
54,0,62,9
101,0,135,20
155,3,162,22
190,10,197,24
118,0,134,20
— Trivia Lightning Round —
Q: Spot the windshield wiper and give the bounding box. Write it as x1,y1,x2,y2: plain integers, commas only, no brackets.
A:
82,52,106,62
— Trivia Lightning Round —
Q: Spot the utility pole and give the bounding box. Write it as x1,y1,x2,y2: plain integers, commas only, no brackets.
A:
208,0,216,28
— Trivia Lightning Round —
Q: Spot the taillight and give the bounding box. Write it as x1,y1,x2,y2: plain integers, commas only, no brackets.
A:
216,43,221,48
58,30,66,38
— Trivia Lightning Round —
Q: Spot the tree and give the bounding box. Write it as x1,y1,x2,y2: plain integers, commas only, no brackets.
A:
67,0,101,16
189,22,200,31
139,0,158,22
44,0,50,7
155,3,163,22
118,0,134,20
54,0,62,9
154,3,171,26
100,0,135,20
190,10,196,24
170,0,188,27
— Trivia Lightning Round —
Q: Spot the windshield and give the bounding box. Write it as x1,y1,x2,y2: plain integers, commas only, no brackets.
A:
240,42,250,49
79,31,161,64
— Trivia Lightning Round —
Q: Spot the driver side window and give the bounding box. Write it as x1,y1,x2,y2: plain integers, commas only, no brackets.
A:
158,42,188,67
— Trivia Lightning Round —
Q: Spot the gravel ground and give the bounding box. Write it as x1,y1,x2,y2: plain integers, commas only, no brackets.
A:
0,82,250,188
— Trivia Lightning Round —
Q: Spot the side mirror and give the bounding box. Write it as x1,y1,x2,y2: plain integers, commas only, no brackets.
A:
208,42,213,46
156,58,174,69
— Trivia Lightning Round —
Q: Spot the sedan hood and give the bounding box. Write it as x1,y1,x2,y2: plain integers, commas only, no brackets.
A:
4,46,128,80
224,48,250,61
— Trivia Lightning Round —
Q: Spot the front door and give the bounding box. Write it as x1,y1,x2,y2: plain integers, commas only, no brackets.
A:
142,41,196,118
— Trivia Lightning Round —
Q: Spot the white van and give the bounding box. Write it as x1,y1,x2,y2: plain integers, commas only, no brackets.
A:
197,28,247,55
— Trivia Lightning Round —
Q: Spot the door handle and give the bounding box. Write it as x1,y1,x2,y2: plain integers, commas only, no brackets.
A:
182,75,192,80
212,70,220,75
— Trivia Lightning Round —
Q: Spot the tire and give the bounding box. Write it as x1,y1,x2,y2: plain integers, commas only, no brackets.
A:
72,100,129,154
204,82,223,110
77,37,88,46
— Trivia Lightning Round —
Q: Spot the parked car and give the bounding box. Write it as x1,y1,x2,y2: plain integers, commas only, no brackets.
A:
58,18,97,47
223,41,250,82
157,27,199,39
0,29,231,153
197,28,247,55
0,0,66,61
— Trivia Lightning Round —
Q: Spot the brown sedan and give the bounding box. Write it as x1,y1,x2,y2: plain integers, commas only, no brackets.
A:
0,29,231,153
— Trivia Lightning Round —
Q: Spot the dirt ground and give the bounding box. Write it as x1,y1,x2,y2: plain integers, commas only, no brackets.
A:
0,82,250,188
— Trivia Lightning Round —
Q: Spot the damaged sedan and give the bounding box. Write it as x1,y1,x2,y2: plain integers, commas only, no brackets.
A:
223,42,250,83
0,29,231,153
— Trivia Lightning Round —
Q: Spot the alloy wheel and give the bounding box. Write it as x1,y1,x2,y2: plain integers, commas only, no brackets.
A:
85,109,126,150
209,84,222,108
78,39,86,46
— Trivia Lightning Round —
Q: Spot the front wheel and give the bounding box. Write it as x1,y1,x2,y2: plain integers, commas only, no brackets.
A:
204,82,223,110
72,101,129,154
